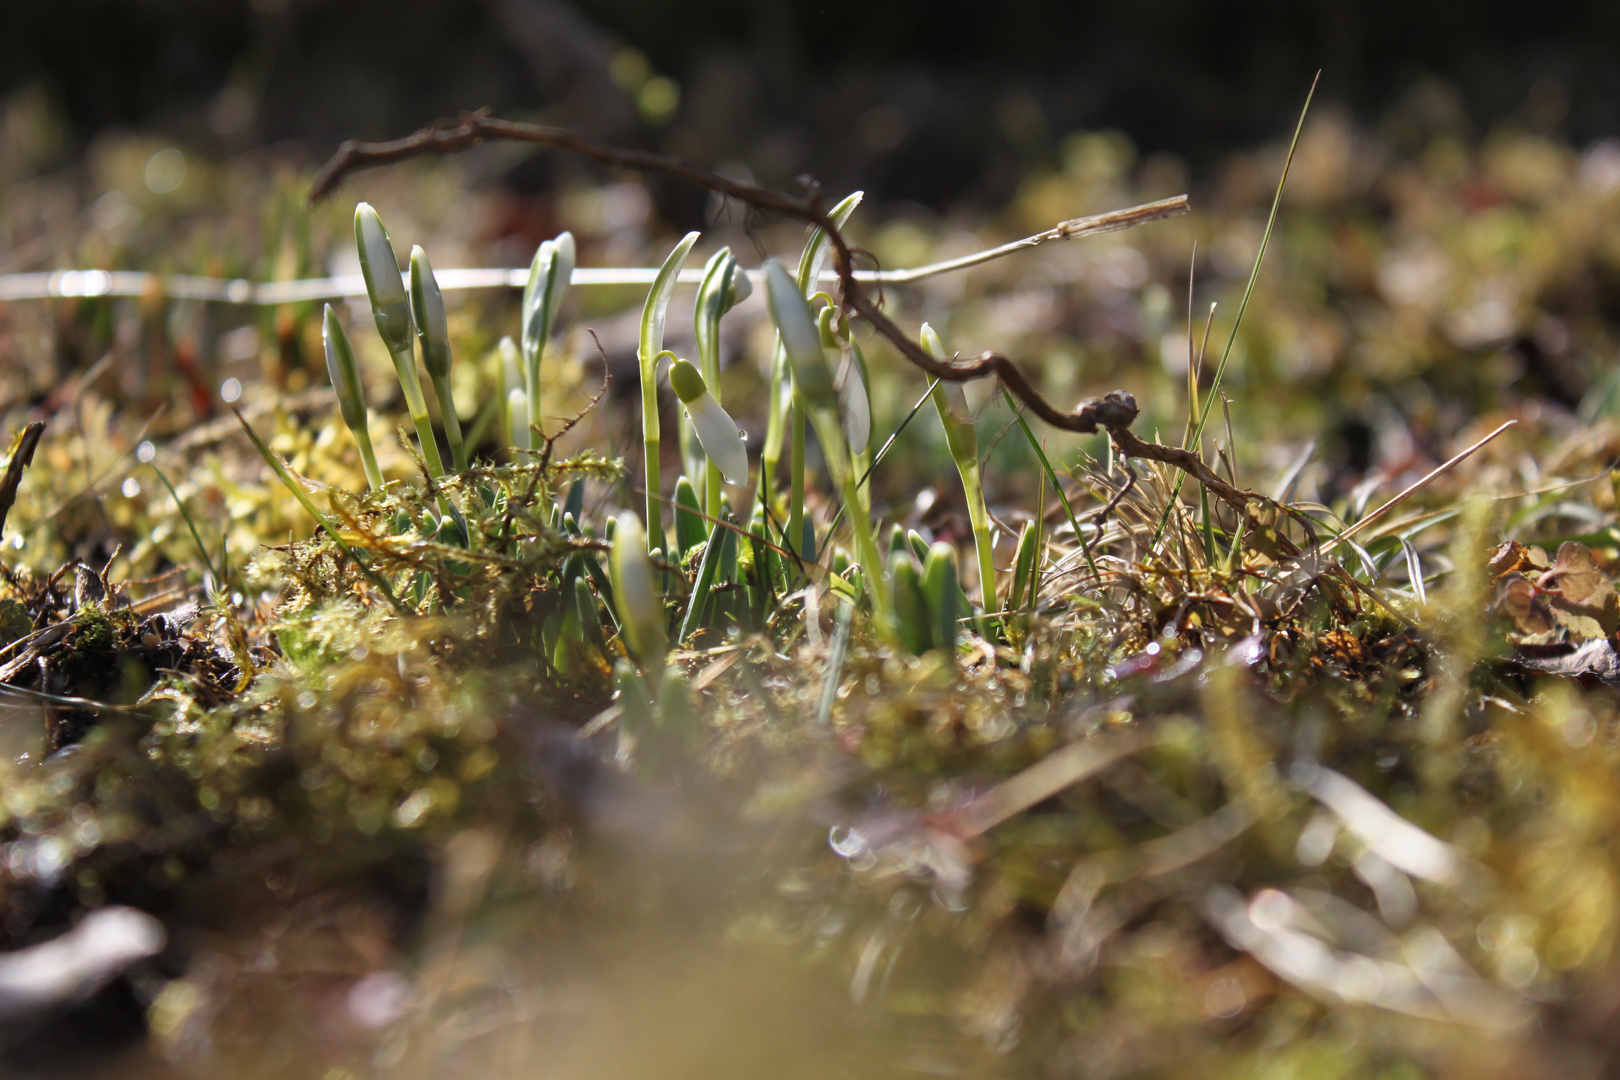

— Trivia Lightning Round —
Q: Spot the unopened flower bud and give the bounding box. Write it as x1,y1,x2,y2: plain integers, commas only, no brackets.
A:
409,245,450,379
322,304,382,490
323,304,365,433
354,203,411,354
668,359,747,485
765,258,835,410
609,510,666,666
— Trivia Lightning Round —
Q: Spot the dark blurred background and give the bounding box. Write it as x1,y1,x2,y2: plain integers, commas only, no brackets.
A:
4,0,1619,209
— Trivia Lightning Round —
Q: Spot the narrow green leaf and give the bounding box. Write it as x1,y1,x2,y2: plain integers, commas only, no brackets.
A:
999,385,1093,580
674,476,705,557
638,231,701,545
1156,73,1319,544
1010,520,1038,613
679,511,731,645
149,463,219,587
924,324,996,629
814,598,854,727
890,551,932,656
576,576,608,657
921,541,959,654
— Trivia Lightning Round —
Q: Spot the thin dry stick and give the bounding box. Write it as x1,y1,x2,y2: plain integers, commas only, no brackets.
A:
872,196,1190,283
1182,244,1197,448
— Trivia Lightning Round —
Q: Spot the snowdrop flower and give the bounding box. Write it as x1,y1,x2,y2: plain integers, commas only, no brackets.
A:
922,322,996,628
727,260,752,305
521,232,576,423
355,202,446,479
322,304,365,431
409,245,450,379
410,245,467,470
835,336,871,453
667,358,747,485
508,388,531,450
764,258,836,411
354,203,410,353
609,510,666,666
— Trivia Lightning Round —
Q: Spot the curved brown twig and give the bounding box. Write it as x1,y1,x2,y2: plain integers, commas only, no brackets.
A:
309,114,1255,497
1108,428,1251,514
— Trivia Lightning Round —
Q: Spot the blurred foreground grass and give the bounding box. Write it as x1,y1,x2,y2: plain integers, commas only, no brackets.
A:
7,90,1620,1079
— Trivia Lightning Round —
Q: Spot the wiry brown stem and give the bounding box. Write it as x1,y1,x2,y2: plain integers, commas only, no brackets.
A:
1109,428,1251,514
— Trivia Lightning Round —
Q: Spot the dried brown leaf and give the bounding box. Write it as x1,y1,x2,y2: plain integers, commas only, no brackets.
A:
1536,542,1619,639
1488,540,1551,580
1497,576,1557,639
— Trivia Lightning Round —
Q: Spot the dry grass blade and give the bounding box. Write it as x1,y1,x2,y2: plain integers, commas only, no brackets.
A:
1337,420,1516,545
874,196,1188,283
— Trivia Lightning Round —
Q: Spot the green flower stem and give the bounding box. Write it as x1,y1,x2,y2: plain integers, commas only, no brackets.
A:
386,343,448,481
770,192,863,559
704,459,723,523
694,249,744,519
923,325,997,633
429,372,468,472
958,451,998,618
852,446,871,514
353,425,384,491
788,397,806,557
701,315,724,520
410,246,467,474
321,304,382,490
760,344,788,517
806,402,893,644
353,206,447,488
521,233,576,436
764,254,892,645
640,349,664,543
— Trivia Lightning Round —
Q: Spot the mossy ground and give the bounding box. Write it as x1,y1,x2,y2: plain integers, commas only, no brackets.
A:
5,108,1620,1079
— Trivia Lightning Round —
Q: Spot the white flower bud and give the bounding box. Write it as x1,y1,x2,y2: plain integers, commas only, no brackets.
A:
322,304,366,433
765,259,835,410
354,203,405,307
508,388,531,450
609,511,666,665
410,246,451,379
